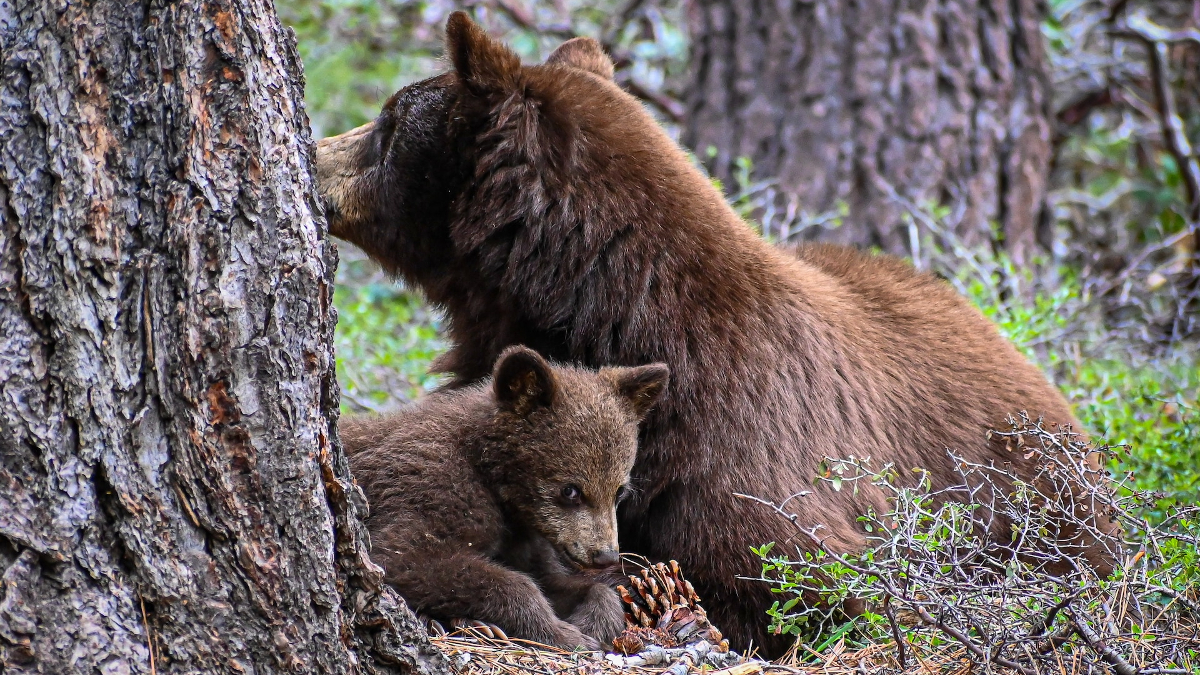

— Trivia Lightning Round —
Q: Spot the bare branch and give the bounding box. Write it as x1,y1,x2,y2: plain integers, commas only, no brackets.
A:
1066,604,1138,675
743,415,1200,673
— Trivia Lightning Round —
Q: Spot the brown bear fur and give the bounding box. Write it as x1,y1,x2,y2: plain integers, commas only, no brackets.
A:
317,13,1120,655
342,346,668,650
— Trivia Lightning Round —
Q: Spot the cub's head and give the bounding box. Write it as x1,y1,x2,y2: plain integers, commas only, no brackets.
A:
480,346,668,570
314,12,658,297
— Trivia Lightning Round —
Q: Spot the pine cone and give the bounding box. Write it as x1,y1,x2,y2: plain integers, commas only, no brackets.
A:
614,561,728,653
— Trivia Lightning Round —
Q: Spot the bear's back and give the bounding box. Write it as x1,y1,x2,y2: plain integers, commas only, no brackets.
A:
788,241,1074,439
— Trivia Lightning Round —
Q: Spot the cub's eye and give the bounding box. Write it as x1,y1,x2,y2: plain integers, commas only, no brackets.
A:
560,484,583,505
616,485,629,503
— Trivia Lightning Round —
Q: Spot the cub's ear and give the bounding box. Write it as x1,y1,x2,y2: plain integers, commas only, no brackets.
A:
445,11,521,94
609,364,669,419
493,346,558,415
545,37,614,80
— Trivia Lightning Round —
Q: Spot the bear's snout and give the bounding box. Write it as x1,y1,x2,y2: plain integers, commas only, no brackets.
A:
315,121,378,240
589,549,619,568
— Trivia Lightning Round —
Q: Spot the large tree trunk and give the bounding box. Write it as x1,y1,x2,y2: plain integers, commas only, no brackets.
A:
0,2,446,673
683,0,1053,264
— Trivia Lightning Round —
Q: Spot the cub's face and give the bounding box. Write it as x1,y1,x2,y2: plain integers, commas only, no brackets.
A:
485,347,667,570
517,409,637,571
314,12,620,286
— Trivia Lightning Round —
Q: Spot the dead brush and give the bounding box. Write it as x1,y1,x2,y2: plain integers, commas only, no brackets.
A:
744,412,1200,674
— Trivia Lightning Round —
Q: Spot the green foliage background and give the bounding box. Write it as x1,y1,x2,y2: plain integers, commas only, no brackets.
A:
277,1,1198,507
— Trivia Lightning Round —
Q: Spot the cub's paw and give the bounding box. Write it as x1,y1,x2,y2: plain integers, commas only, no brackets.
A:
568,584,626,646
550,620,603,652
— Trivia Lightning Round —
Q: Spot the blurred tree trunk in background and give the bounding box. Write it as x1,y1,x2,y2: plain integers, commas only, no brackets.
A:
683,0,1053,265
0,1,445,673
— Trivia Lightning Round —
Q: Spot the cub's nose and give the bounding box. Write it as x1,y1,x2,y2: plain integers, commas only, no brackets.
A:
590,549,619,567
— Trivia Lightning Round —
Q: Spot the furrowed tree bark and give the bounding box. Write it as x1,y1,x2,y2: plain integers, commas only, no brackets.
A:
0,1,447,673
683,0,1053,264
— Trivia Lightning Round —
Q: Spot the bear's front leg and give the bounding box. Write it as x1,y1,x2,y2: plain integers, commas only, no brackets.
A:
565,582,627,645
533,568,627,645
513,535,628,646
386,548,601,651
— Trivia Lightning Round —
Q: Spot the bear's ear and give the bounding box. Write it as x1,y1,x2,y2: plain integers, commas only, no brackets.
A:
493,346,559,415
545,37,614,80
609,363,669,419
445,11,522,94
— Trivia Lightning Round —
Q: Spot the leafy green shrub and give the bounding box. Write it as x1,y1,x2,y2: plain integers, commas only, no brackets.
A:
333,246,446,413
1071,365,1199,518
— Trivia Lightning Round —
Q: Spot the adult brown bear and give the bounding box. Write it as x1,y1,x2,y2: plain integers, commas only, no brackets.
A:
316,12,1117,655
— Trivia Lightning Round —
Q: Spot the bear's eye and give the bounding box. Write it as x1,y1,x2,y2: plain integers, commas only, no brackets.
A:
615,485,629,504
560,484,583,506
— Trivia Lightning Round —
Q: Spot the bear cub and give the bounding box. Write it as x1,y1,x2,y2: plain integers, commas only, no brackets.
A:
342,346,669,650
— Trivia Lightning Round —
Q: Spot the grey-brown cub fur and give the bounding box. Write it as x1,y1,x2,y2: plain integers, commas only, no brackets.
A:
342,346,669,650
